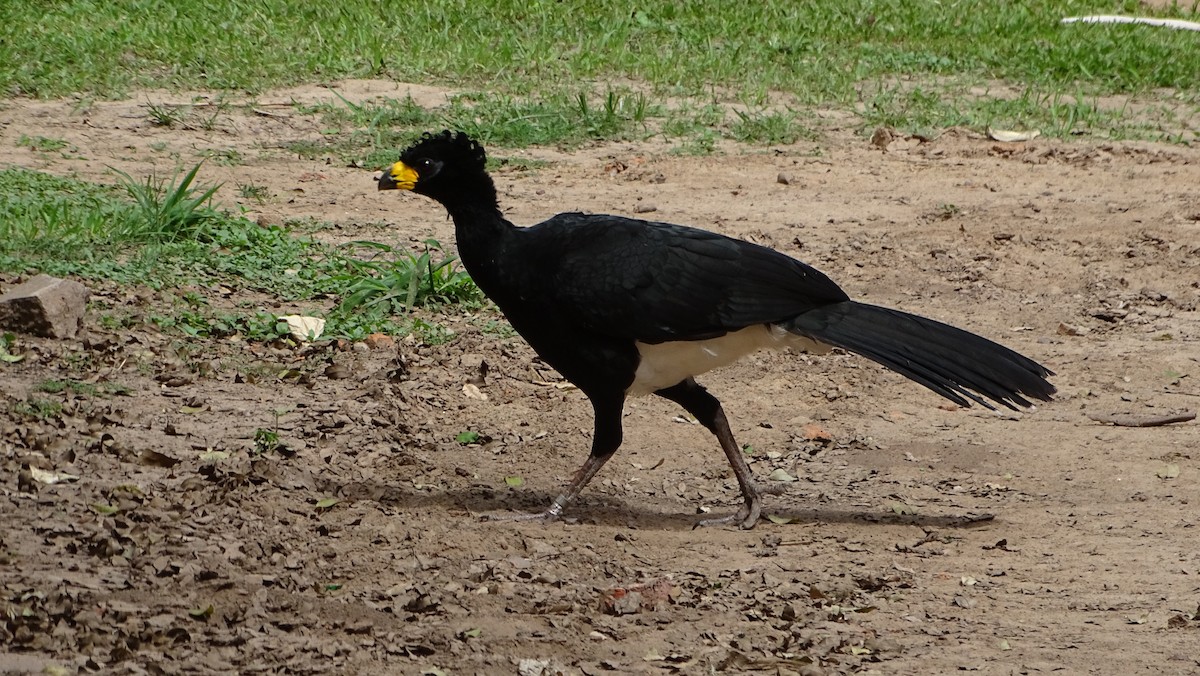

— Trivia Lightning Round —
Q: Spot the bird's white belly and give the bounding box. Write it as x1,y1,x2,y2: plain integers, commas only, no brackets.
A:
628,324,830,396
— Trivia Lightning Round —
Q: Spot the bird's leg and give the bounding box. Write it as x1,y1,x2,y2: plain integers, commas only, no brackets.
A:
481,451,614,524
656,378,764,529
482,394,624,524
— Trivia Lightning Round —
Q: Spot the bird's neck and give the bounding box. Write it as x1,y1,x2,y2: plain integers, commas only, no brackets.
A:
431,172,514,294
446,200,514,289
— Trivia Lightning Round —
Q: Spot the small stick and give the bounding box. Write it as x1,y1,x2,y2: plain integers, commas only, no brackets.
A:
1088,411,1196,427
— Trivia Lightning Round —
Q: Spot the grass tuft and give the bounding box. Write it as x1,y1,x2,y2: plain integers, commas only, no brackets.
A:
0,166,486,342
112,164,221,243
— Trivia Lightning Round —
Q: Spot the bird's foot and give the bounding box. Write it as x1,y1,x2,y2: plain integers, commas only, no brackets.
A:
480,496,573,525
694,493,763,530
479,509,567,525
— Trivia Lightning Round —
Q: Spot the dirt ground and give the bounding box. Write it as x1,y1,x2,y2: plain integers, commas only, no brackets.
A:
1,80,1198,675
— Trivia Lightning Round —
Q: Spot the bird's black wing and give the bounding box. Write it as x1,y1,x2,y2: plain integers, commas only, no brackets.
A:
515,213,849,343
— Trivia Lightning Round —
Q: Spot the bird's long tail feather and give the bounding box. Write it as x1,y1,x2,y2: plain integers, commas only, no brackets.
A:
784,301,1055,410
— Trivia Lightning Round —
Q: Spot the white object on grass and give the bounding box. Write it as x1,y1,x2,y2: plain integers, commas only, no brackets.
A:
279,315,326,342
1062,15,1200,32
988,129,1041,142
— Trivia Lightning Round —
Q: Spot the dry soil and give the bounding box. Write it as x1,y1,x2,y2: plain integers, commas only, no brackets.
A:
1,80,1198,675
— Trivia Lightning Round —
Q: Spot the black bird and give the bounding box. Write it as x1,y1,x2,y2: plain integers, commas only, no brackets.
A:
378,131,1055,528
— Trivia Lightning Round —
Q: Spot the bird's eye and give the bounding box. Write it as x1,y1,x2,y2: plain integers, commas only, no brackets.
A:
416,158,434,169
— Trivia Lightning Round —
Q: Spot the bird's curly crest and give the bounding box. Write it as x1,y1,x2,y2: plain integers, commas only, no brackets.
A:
401,130,487,168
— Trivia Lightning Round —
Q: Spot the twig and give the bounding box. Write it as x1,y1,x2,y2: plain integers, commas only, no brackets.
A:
1087,411,1196,427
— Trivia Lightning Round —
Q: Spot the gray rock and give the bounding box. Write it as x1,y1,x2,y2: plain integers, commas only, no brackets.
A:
0,274,89,338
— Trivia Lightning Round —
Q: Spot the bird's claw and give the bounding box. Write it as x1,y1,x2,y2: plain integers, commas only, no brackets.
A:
479,510,562,524
480,498,576,525
694,495,762,530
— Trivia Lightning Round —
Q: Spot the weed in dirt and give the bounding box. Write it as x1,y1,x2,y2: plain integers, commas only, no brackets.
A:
293,89,656,168
34,379,130,397
330,238,481,325
236,182,270,203
253,427,282,455
476,317,518,339
490,156,551,172
662,104,724,154
147,304,291,341
299,88,831,167
0,332,22,363
16,134,69,153
11,397,63,420
409,317,457,345
197,148,243,166
455,430,481,445
729,109,815,145
198,110,223,132
112,163,221,243
144,101,185,128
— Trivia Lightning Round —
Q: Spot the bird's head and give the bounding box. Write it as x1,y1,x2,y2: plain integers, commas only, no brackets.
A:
377,131,491,206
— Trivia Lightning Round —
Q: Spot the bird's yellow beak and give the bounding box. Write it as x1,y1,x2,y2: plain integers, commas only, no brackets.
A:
378,162,419,191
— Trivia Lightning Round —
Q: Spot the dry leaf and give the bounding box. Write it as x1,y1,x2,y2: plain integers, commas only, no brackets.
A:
802,423,832,441
29,467,80,484
768,468,797,482
988,128,1041,142
279,315,325,342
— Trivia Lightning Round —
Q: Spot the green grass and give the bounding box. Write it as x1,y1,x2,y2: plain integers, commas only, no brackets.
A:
0,165,485,341
0,1,1195,142
289,89,657,166
1,1,1197,353
4,1,1197,99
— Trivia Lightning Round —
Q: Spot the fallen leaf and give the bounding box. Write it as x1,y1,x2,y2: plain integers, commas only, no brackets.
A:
364,332,394,349
504,476,525,488
988,128,1041,142
315,497,340,509
768,468,797,482
848,646,872,655
279,315,325,342
139,449,180,468
802,423,832,441
324,364,351,379
29,467,80,485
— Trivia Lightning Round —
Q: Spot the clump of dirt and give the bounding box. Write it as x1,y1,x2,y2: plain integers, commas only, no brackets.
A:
2,82,1199,674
